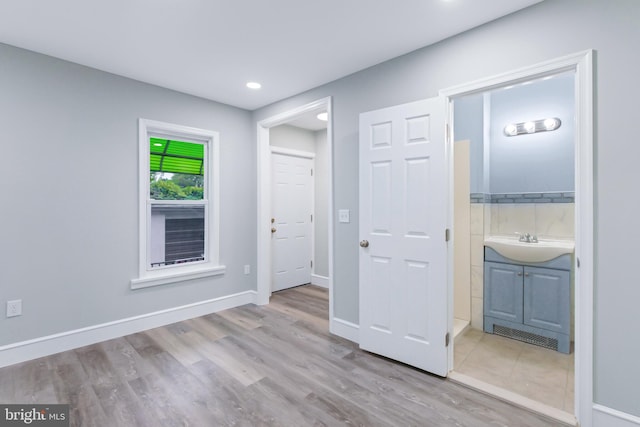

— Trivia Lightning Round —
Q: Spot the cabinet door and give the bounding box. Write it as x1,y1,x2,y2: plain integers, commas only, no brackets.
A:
484,262,523,324
523,267,570,334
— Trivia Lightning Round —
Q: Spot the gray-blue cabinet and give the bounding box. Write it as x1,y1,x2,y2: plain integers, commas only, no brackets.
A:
484,248,571,353
484,262,523,324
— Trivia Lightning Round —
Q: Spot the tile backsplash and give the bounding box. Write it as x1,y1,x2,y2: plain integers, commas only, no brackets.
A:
471,192,574,204
489,203,574,240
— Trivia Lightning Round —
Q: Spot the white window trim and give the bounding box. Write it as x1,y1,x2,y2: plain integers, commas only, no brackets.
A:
131,118,224,290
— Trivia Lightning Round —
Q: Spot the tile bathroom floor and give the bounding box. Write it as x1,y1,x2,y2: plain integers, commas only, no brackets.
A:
454,328,574,413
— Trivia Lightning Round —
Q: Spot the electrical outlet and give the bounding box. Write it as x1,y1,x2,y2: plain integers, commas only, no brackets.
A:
7,300,22,318
244,265,251,275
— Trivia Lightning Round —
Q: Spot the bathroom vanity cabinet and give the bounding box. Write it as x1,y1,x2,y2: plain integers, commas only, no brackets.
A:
483,247,571,353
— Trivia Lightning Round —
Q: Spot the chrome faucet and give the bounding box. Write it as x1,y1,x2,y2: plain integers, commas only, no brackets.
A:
517,232,538,243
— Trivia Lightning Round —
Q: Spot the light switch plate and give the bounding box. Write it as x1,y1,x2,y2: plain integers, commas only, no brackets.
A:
338,209,350,223
7,300,22,318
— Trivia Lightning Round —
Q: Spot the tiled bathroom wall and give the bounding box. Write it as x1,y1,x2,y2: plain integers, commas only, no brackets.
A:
489,203,574,240
468,198,575,331
470,204,485,330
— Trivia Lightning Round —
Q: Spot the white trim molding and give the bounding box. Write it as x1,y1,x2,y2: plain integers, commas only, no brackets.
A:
256,97,334,313
270,146,316,159
311,274,329,288
440,50,594,427
593,405,640,427
0,291,257,368
135,118,224,289
330,317,359,343
130,265,226,289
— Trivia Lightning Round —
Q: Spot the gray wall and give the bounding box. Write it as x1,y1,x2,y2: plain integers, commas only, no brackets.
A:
453,94,484,194
0,43,256,345
269,125,329,277
269,124,316,152
455,73,575,195
489,73,575,194
252,0,640,417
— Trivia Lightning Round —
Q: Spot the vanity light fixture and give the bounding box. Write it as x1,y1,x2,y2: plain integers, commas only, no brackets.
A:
503,117,561,137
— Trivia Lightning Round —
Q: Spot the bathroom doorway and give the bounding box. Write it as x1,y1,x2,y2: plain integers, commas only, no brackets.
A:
442,51,594,425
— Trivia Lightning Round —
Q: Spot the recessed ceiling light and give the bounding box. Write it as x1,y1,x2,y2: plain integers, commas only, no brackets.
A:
246,82,261,90
317,112,328,121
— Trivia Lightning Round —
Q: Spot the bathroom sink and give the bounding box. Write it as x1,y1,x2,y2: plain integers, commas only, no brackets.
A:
484,236,575,263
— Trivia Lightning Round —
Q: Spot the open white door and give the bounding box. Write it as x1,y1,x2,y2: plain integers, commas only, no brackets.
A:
359,97,448,376
271,150,313,292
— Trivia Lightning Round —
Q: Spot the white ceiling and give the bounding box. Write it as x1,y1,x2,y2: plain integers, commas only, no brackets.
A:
0,0,543,111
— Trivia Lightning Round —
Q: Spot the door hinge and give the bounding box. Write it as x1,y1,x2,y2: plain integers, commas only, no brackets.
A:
311,168,313,176
310,260,313,268
311,214,313,222
445,332,450,347
446,123,450,141
577,257,581,268
445,228,451,242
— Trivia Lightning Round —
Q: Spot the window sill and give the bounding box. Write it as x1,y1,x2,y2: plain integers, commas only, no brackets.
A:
130,265,226,290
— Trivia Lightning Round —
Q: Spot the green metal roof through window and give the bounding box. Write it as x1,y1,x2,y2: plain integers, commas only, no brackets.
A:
150,137,204,175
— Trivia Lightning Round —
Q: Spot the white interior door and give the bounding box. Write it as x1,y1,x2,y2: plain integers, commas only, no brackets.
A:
271,151,313,292
359,97,448,376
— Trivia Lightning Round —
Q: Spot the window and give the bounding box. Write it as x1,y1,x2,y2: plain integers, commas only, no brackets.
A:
131,119,224,289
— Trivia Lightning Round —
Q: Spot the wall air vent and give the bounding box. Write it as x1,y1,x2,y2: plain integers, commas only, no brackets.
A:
493,325,559,351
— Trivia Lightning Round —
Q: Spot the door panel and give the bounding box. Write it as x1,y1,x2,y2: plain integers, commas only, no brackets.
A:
524,267,570,334
271,152,313,292
359,97,447,376
370,256,392,332
484,261,523,324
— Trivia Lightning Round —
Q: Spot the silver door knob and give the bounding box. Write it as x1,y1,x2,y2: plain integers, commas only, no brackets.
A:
359,240,369,248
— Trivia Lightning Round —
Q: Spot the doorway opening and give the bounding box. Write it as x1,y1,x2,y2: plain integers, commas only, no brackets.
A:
256,97,334,323
442,50,593,426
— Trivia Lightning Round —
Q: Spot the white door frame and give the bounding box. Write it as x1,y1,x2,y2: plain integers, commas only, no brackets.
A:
440,50,594,426
256,96,334,314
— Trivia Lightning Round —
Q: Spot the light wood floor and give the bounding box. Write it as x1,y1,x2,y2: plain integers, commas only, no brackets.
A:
0,285,564,426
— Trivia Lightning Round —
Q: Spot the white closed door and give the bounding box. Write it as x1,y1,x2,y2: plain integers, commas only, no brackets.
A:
271,151,313,292
359,97,448,376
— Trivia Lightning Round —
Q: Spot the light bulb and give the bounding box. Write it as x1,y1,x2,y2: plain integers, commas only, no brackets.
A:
246,82,262,89
544,118,559,131
317,112,328,121
524,121,536,133
504,124,518,136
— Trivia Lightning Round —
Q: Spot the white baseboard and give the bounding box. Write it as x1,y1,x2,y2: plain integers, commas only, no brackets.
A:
0,290,257,368
311,274,329,288
330,317,359,343
593,404,640,427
